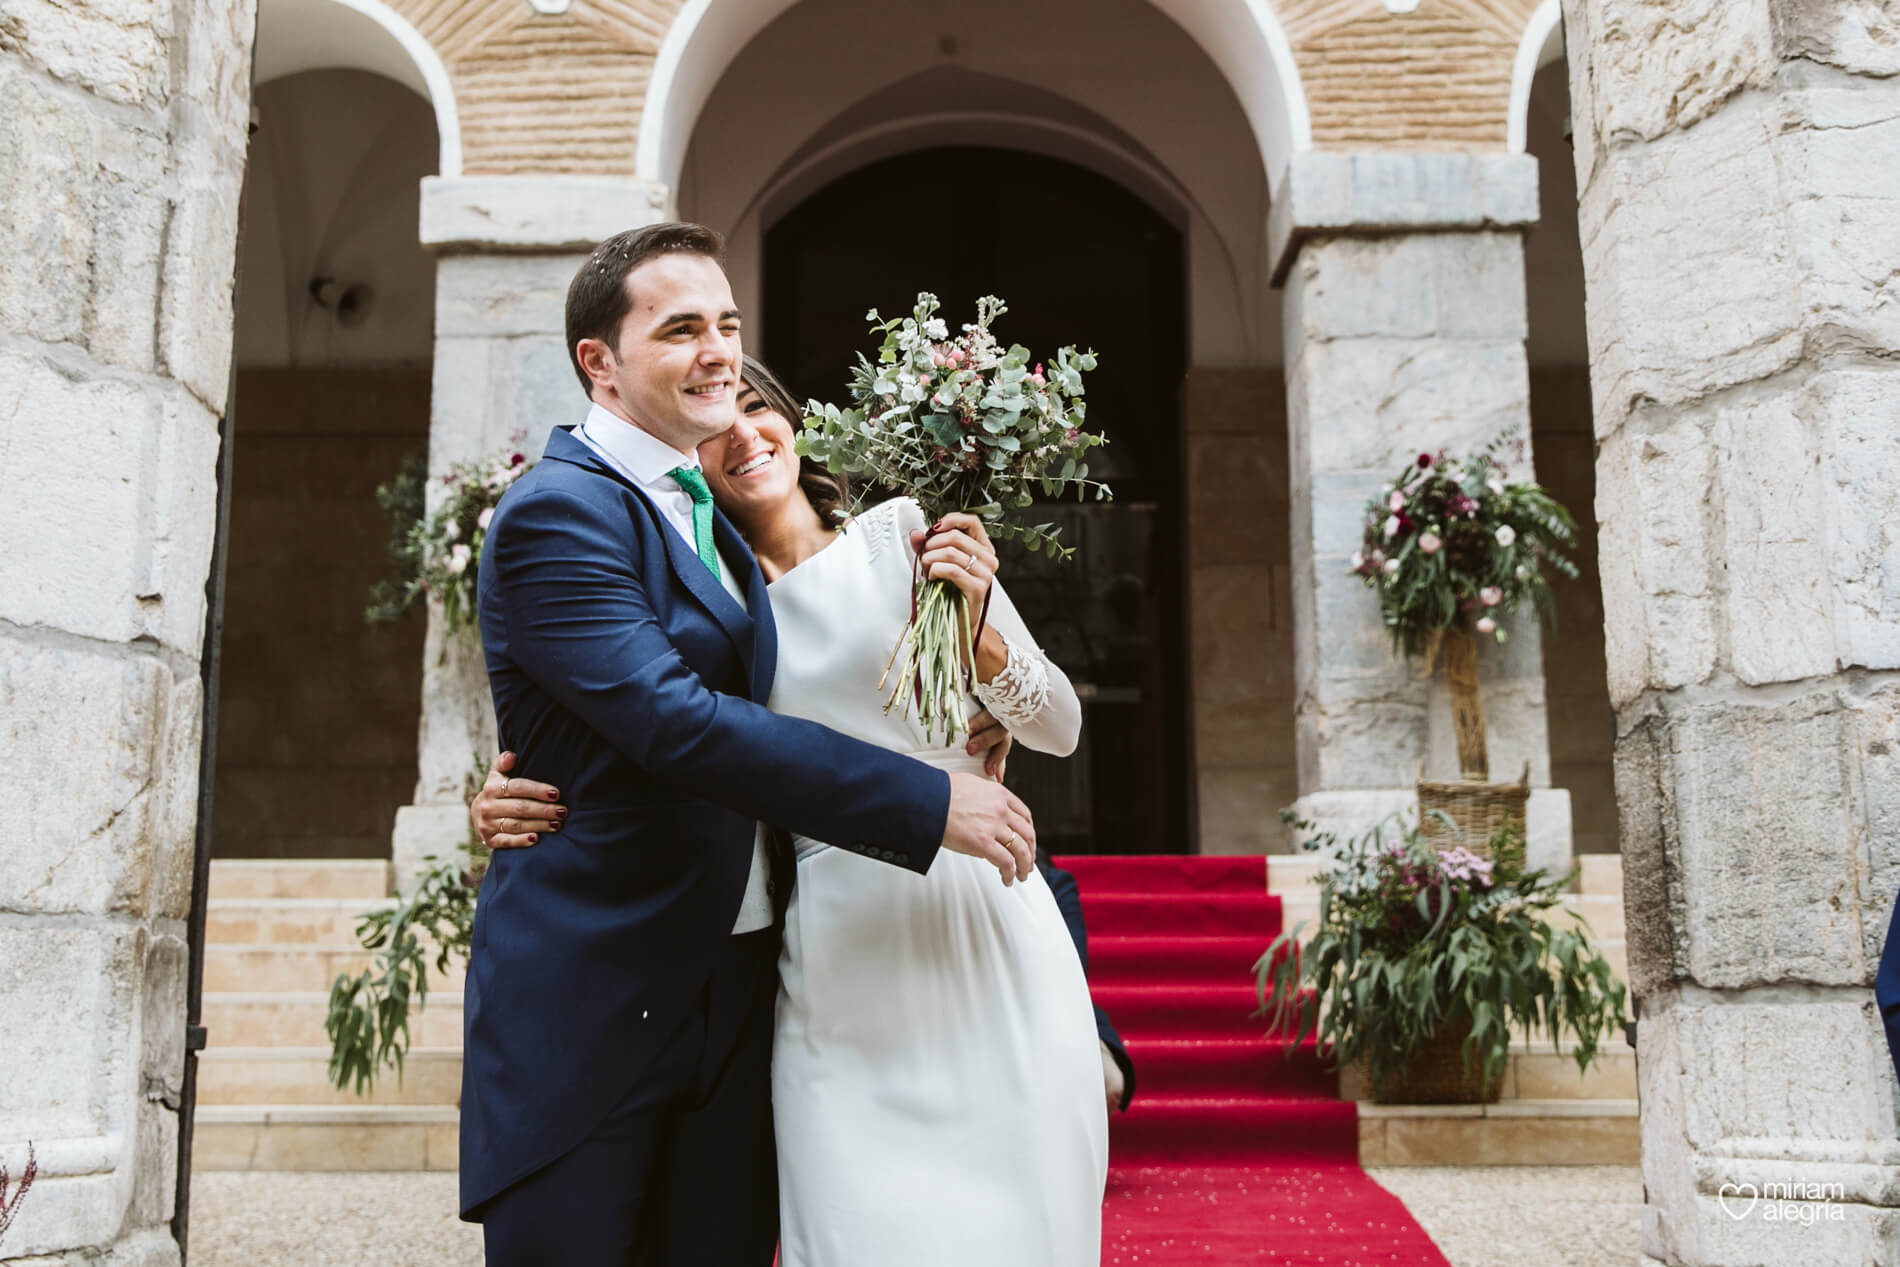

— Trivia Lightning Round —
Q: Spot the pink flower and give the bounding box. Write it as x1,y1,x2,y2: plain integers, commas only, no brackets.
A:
1418,532,1442,554
1475,616,1497,635
1382,558,1401,575
478,507,494,531
1388,490,1405,511
447,544,472,575
1479,586,1502,607
1383,515,1401,539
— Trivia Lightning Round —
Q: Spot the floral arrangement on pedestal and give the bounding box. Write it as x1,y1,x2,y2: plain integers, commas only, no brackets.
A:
1254,812,1627,1103
1350,438,1577,798
366,441,532,636
797,292,1111,743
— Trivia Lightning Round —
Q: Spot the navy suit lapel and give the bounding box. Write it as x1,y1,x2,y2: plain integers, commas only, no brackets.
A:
717,511,777,703
543,427,758,680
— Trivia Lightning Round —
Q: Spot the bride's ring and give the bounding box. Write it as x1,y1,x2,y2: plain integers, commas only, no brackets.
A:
964,551,978,572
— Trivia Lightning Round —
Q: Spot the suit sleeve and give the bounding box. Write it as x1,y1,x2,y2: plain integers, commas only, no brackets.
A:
492,486,948,872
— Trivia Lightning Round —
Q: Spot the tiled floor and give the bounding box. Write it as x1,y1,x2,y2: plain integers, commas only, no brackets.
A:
187,1166,1647,1266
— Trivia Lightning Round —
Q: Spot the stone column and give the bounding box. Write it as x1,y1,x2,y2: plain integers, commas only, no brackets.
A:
0,2,253,1262
1271,153,1572,875
1562,2,1900,1263
390,177,666,885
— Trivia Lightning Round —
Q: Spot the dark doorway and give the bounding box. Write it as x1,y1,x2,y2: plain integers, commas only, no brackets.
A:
763,146,1190,854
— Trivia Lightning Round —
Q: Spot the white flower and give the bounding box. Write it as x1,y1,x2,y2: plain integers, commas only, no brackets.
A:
1487,476,1505,497
448,543,472,574
1479,585,1503,607
1475,615,1497,635
1495,525,1517,547
1383,515,1401,539
1349,550,1365,570
443,519,460,541
1516,565,1530,580
1388,490,1405,512
478,506,494,531
924,318,949,340
1382,558,1401,575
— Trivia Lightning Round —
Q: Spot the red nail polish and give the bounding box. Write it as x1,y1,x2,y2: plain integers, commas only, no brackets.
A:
554,808,567,820
546,790,560,801
527,834,538,844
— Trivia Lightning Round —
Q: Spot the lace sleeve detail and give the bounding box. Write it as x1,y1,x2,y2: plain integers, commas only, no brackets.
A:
853,497,916,566
972,634,1052,730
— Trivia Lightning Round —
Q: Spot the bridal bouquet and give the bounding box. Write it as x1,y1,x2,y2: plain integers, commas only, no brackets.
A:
796,293,1110,743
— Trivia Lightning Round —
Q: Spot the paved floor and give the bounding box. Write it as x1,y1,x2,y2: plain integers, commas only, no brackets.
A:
188,1166,1646,1266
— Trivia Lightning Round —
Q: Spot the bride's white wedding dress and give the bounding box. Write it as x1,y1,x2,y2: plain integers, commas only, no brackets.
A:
767,496,1108,1266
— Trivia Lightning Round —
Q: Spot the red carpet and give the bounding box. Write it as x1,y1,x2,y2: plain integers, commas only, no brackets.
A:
1053,854,1451,1266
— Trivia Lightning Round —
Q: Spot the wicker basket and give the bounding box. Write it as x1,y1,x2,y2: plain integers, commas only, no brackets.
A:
1417,763,1529,868
1365,1015,1505,1105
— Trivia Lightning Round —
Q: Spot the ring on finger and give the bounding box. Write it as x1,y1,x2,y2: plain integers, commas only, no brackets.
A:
964,550,978,572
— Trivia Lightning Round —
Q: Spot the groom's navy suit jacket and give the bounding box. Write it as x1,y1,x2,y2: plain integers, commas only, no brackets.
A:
460,425,951,1216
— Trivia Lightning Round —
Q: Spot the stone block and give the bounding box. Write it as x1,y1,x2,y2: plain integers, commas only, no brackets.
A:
1194,767,1290,854
0,61,168,366
155,123,244,412
1579,0,1777,148
170,0,256,141
1577,94,1806,422
139,932,188,1103
0,351,219,653
1851,682,1900,967
1,0,172,107
1817,368,1900,671
392,803,476,894
1665,690,1869,988
1181,367,1285,437
0,925,137,1143
1285,233,1529,343
1299,672,1431,791
1613,709,1685,996
129,1100,177,1227
434,252,580,340
1772,0,1900,76
0,640,173,917
1185,432,1286,569
1713,386,1837,686
1189,565,1280,703
1424,676,1553,786
1291,337,1530,475
419,176,668,252
1594,421,1719,708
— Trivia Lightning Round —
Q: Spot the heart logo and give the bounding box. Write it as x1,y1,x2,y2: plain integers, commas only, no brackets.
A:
1718,1182,1758,1221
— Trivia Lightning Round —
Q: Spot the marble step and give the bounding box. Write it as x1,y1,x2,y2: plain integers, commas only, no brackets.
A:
205,898,398,947
197,1047,463,1107
204,944,464,994
208,859,392,901
192,1105,460,1172
1357,1098,1640,1166
203,992,464,1049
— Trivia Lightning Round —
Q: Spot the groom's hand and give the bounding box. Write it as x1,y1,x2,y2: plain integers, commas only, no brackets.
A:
941,772,1036,885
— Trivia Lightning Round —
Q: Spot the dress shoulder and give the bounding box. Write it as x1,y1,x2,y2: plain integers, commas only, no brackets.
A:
852,497,926,566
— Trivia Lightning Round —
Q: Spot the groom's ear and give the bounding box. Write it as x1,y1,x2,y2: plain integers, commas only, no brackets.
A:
575,337,617,394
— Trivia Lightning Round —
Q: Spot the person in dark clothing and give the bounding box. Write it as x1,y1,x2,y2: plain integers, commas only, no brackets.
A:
1876,890,1900,1087
1039,853,1135,1114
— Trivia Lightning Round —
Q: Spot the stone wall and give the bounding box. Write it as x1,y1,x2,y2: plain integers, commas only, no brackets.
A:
0,0,254,1261
1562,0,1900,1261
1184,369,1300,854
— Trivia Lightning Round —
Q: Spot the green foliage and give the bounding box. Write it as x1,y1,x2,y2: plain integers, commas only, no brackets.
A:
1254,812,1628,1092
365,453,426,625
1352,435,1579,657
326,761,491,1095
363,442,532,636
795,293,1112,560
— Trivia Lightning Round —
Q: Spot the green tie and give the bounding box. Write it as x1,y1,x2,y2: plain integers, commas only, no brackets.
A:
667,465,722,583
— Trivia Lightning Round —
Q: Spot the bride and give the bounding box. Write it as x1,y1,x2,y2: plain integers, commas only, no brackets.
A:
474,354,1108,1264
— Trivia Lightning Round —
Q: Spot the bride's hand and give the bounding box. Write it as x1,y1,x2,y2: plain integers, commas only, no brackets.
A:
471,751,566,850
966,708,1013,780
912,513,1009,681
911,512,998,611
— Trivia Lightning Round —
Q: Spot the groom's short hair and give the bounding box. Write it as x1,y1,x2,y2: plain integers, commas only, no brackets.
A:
566,222,726,393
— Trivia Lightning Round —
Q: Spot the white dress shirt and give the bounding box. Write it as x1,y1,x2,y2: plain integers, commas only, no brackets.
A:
575,405,774,936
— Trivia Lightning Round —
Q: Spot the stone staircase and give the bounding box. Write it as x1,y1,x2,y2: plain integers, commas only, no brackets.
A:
194,860,463,1171
193,854,1637,1171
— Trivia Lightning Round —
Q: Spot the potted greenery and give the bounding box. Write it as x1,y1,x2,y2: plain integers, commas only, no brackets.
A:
1255,813,1627,1104
1349,438,1577,858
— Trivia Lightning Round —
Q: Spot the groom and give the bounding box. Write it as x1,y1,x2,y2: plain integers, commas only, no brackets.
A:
461,222,1039,1265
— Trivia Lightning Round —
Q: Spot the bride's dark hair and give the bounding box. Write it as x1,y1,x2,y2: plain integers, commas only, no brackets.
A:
741,354,852,528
